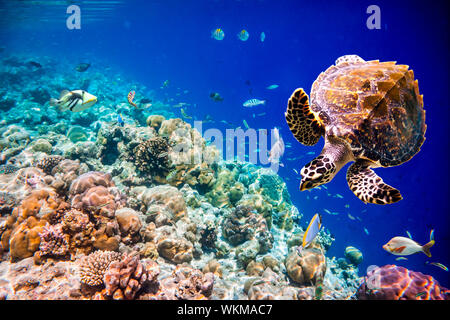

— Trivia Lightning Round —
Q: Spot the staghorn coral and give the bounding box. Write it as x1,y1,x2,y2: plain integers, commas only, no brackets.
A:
356,265,450,300
78,250,122,287
285,247,327,286
133,136,171,177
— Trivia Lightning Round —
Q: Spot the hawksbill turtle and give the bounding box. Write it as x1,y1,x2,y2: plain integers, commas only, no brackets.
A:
285,55,426,204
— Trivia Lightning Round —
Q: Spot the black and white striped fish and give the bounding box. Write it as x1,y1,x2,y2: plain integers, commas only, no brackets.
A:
50,90,97,112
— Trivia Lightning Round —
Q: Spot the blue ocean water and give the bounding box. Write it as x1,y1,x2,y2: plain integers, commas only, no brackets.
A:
0,0,448,289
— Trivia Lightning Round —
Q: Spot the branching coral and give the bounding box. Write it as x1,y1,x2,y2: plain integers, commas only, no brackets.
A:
78,250,122,286
133,137,171,176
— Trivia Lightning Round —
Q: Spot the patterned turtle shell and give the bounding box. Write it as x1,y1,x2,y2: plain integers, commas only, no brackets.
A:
310,55,426,167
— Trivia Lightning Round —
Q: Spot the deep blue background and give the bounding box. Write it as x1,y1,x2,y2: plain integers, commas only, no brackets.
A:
1,0,448,287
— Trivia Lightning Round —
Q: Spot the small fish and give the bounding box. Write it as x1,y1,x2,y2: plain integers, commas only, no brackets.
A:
181,108,192,119
75,63,90,72
364,227,369,235
127,90,138,108
266,84,279,90
209,92,223,102
211,28,225,40
260,32,265,42
395,257,408,261
117,113,124,127
243,119,250,129
27,61,42,68
383,229,435,257
162,80,170,88
324,209,331,214
313,196,318,200
298,213,322,254
257,112,266,116
415,292,427,298
0,164,18,174
306,151,315,155
237,29,249,41
344,204,350,208
406,231,413,239
243,99,266,107
347,213,356,220
426,261,448,272
293,169,299,175
268,128,285,166
50,90,97,112
335,193,344,199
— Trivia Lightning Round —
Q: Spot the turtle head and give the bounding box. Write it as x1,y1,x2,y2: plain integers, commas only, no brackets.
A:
300,155,337,191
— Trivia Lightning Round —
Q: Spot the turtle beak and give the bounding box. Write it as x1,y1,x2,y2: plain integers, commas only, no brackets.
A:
300,180,311,191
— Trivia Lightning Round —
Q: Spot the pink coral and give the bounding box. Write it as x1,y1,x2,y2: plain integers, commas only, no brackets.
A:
100,252,157,300
356,265,450,300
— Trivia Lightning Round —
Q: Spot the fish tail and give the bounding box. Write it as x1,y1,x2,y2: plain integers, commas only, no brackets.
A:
49,98,59,106
422,239,435,258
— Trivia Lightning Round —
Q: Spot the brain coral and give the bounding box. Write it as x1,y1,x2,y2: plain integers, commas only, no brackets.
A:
356,265,450,300
285,247,327,286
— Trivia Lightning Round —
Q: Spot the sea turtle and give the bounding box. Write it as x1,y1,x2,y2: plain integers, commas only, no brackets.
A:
285,55,426,204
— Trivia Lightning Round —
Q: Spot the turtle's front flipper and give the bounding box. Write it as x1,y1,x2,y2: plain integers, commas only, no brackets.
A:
347,160,402,205
285,88,324,146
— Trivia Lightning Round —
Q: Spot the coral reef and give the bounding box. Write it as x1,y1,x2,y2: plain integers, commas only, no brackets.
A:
356,265,450,300
78,250,122,286
285,247,327,286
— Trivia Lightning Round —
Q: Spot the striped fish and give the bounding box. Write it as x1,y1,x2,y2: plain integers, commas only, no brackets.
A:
50,90,97,112
243,99,266,107
127,90,137,108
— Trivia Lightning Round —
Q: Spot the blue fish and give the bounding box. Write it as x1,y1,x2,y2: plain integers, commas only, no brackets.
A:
117,113,124,127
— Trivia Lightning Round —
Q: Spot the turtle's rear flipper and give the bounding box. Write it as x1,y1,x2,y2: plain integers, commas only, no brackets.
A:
347,160,402,205
285,88,324,146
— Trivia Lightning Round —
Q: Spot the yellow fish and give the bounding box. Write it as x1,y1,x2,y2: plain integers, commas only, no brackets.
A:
181,108,192,119
298,213,322,254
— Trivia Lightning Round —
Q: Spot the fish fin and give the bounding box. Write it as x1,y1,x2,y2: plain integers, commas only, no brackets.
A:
59,90,70,99
422,240,435,257
49,98,59,106
394,246,406,253
430,229,435,242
